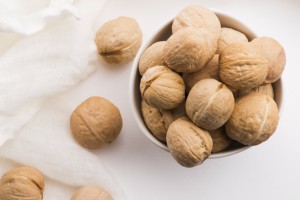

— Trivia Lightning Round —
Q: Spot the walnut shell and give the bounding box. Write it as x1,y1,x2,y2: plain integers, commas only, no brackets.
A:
140,66,185,110
182,54,220,92
166,118,213,168
209,127,232,153
164,27,218,73
70,96,122,149
71,185,112,200
172,4,221,33
217,28,248,54
186,79,235,130
225,93,279,145
238,83,274,99
95,16,142,64
219,42,268,90
141,100,174,142
251,37,286,83
0,166,44,200
139,41,166,75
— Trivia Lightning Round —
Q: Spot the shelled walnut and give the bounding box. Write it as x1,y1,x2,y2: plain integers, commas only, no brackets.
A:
166,118,213,167
71,185,112,200
182,54,220,92
70,96,122,149
141,100,174,142
219,42,268,90
140,66,185,110
95,16,142,64
226,93,279,145
164,27,218,73
238,83,274,99
251,37,286,83
209,127,232,153
172,4,221,33
0,166,44,200
217,28,248,54
139,41,166,75
186,79,234,130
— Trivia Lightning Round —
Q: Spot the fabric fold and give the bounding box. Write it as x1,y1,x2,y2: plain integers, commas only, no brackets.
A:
0,0,79,35
0,0,126,199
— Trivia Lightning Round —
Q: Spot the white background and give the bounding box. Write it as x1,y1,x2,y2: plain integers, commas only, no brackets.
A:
4,0,298,199
65,0,300,199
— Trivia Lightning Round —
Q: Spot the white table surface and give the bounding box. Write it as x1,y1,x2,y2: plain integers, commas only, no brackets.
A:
4,0,299,199
69,0,299,199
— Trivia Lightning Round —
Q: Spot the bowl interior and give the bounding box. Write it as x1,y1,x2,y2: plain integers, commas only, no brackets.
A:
130,12,283,158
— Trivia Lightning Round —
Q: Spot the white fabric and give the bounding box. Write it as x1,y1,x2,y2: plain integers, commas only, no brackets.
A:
0,0,79,35
0,0,126,199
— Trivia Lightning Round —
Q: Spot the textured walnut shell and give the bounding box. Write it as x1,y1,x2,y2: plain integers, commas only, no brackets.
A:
219,42,268,90
182,54,220,92
172,4,221,33
164,27,218,73
71,185,112,200
0,166,44,200
238,83,274,99
225,93,279,145
186,79,235,130
139,41,166,75
166,118,213,168
70,96,122,149
141,100,174,142
95,16,142,64
140,66,185,110
217,28,248,54
209,127,232,153
251,37,286,83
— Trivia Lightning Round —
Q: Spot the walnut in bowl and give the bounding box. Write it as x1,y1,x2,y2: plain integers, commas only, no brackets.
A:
129,11,283,159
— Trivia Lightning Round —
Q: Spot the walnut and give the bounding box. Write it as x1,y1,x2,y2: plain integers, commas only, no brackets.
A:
186,79,235,130
182,54,220,92
166,118,213,167
95,16,142,64
225,93,279,145
71,185,112,200
219,42,268,90
70,96,122,149
141,100,174,142
164,27,218,73
209,127,232,153
172,4,221,33
140,66,185,110
0,166,44,200
251,37,286,83
139,41,166,75
217,28,248,54
238,83,274,99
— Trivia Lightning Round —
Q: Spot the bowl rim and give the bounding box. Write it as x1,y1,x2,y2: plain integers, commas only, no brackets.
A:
129,10,284,159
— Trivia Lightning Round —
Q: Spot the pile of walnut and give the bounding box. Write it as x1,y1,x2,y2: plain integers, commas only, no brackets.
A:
139,5,285,168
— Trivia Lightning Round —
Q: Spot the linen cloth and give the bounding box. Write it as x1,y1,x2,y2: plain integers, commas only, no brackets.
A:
0,0,126,199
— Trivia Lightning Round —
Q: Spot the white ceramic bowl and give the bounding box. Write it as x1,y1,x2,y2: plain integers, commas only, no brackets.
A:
129,11,283,158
